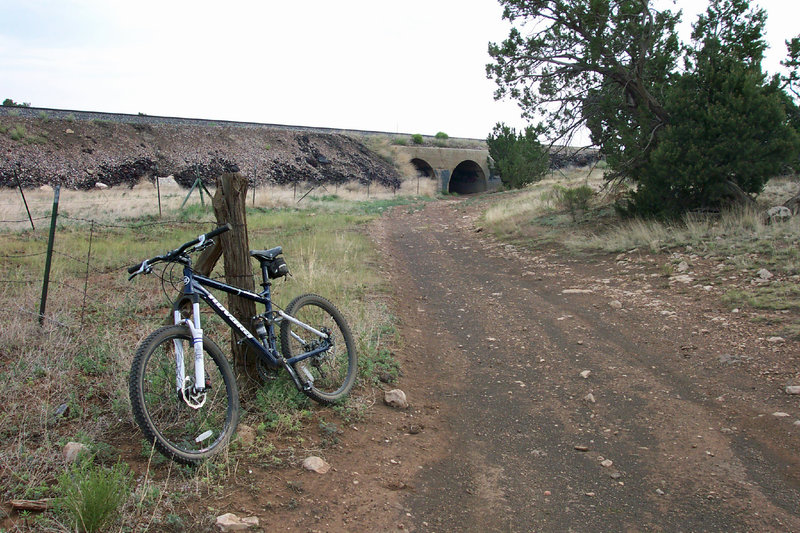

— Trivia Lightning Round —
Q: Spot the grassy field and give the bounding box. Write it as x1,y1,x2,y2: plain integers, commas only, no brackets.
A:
480,167,800,331
0,185,431,531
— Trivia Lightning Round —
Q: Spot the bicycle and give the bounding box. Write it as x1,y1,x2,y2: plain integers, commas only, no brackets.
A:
127,224,357,464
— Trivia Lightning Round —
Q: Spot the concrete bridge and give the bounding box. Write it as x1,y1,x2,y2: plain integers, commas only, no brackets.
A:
394,145,497,194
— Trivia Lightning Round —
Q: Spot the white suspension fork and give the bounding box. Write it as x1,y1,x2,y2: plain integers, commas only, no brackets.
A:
188,301,205,392
173,309,186,393
173,303,207,409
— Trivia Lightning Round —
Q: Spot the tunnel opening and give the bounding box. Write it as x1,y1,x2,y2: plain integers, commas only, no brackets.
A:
411,158,435,178
448,160,486,194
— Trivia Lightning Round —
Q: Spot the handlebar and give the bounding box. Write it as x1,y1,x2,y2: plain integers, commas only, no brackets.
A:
127,224,231,278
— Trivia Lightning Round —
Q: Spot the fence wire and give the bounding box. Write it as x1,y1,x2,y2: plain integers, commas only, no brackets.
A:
0,209,213,329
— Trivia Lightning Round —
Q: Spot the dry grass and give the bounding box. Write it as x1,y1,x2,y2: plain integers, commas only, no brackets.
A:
0,175,440,231
0,186,427,530
480,167,800,329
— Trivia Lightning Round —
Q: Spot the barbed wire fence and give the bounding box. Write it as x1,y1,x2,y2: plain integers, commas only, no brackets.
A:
0,186,217,332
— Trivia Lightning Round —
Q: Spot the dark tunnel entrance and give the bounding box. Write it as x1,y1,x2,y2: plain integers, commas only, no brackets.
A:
411,158,435,178
448,160,486,194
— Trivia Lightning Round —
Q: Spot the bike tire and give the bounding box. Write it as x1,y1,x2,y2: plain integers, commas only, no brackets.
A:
279,294,357,404
129,325,239,464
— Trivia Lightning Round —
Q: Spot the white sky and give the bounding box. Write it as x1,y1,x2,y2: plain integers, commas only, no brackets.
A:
0,0,797,140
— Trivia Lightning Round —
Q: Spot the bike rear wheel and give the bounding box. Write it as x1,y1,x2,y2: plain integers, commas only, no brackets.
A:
129,325,239,464
280,294,357,404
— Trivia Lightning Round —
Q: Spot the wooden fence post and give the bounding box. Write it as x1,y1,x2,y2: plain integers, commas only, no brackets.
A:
212,173,258,382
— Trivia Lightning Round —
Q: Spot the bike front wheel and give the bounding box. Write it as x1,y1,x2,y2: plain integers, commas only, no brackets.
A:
129,325,239,464
280,294,357,404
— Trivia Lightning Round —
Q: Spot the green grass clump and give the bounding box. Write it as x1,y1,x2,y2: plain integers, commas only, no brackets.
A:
9,124,26,141
553,184,594,221
57,457,133,533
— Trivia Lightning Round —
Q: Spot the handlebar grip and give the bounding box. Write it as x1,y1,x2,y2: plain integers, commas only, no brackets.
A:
128,261,143,274
205,223,231,240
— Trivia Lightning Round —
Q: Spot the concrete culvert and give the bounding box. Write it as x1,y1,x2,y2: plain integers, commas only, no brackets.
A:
411,158,434,178
448,160,486,194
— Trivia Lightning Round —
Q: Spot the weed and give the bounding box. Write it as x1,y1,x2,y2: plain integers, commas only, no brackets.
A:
553,184,594,221
411,133,424,145
56,457,133,533
9,124,26,141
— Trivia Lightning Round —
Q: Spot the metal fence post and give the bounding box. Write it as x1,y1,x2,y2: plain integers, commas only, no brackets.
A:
14,163,35,230
39,185,60,325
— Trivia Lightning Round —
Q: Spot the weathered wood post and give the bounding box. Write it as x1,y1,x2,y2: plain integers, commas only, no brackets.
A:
212,173,258,382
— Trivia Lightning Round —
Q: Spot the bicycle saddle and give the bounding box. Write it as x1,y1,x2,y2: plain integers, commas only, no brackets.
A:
250,247,283,262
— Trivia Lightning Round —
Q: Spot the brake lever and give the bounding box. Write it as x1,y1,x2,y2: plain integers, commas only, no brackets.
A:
128,260,151,281
191,238,215,254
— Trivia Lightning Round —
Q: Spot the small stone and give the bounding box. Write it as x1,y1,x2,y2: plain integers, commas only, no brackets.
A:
610,472,622,480
772,412,791,418
757,268,773,280
786,386,800,395
608,300,623,309
574,445,590,452
677,261,689,272
766,206,792,223
544,490,552,496
562,288,593,294
52,403,69,419
584,393,596,404
237,424,256,448
656,489,665,496
580,370,591,379
95,182,109,190
384,389,408,409
584,492,596,497
63,442,89,463
65,128,74,134
302,456,331,474
601,459,613,468
767,336,785,344
215,513,259,531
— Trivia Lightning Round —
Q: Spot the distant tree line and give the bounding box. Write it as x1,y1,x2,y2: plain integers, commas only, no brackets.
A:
2,98,31,108
486,0,800,217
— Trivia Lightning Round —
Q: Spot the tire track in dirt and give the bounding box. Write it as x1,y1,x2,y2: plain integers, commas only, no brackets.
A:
376,200,800,532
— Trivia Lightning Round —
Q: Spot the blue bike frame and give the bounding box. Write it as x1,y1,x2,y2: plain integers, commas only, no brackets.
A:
176,263,331,392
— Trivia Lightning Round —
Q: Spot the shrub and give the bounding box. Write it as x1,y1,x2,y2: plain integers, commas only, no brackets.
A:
434,131,449,139
9,124,26,141
486,122,549,189
57,457,132,533
554,184,594,221
411,133,423,145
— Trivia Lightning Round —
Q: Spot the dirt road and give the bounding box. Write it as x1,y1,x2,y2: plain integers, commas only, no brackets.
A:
372,199,800,531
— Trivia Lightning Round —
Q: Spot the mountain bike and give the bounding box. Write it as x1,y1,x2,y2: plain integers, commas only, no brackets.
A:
127,224,357,464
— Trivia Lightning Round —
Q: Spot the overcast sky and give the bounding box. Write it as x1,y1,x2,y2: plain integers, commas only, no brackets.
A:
0,0,797,140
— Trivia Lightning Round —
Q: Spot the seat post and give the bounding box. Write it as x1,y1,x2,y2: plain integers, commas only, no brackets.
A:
260,264,271,292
